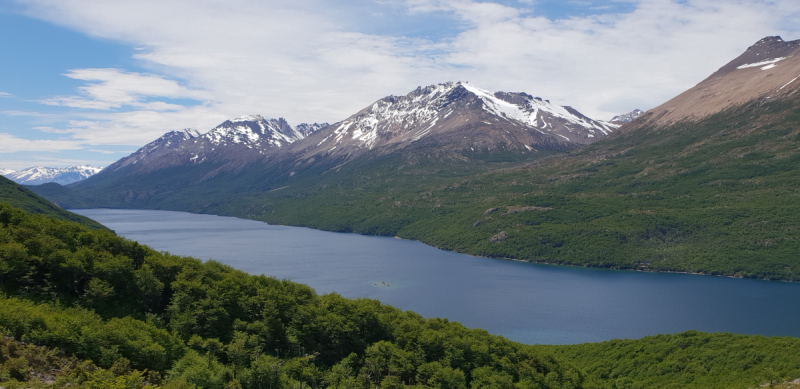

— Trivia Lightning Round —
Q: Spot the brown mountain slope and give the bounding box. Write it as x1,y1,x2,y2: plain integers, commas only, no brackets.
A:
642,36,800,125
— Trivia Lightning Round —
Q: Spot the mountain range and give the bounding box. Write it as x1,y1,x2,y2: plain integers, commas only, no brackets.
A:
88,81,617,183
102,117,329,176
28,35,800,281
1,165,103,185
294,81,617,160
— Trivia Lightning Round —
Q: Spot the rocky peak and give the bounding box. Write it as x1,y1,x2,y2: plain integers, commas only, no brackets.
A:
298,81,617,160
713,36,800,77
204,116,300,147
295,123,330,138
103,115,326,174
163,128,201,142
637,36,800,126
611,109,644,123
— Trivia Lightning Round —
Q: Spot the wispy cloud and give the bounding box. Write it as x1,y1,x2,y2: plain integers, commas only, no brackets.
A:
0,92,13,98
40,68,210,111
6,0,800,152
0,156,111,170
1,110,58,117
0,133,85,153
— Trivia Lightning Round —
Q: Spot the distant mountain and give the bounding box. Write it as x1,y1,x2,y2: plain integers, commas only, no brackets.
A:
35,83,614,209
100,116,329,176
610,109,644,123
2,165,103,185
642,36,800,125
294,81,617,160
78,83,614,188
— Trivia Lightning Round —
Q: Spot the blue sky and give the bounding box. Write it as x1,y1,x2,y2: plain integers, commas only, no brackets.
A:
0,0,798,170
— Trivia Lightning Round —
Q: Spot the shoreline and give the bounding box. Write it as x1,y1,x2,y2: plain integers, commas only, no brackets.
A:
71,207,798,284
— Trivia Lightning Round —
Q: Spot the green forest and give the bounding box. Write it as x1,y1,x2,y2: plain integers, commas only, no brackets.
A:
2,202,800,388
0,176,105,230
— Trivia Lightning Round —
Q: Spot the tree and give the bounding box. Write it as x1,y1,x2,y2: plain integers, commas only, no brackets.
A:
188,335,224,369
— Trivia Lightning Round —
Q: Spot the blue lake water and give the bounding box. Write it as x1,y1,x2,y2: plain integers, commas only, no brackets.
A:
74,209,800,345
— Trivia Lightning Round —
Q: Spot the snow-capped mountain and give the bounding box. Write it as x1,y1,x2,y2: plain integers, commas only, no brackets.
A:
296,81,617,159
2,165,103,185
102,116,328,175
295,123,329,138
204,116,309,148
104,128,202,172
611,109,644,123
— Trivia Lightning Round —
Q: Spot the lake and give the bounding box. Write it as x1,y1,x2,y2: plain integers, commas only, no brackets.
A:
74,208,800,345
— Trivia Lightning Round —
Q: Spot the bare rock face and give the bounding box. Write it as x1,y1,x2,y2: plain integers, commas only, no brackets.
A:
641,36,800,126
293,82,617,161
611,109,644,124
105,128,201,172
491,231,508,243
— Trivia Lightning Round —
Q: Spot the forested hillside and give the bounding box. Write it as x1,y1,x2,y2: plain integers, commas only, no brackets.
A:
0,176,105,229
2,203,800,388
0,203,581,388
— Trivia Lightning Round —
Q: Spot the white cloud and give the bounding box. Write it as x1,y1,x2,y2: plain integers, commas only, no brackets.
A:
0,133,84,153
40,68,210,111
7,0,800,152
412,0,800,117
0,92,13,98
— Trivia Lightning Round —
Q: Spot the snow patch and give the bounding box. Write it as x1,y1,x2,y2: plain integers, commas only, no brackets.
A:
737,57,786,69
779,75,800,90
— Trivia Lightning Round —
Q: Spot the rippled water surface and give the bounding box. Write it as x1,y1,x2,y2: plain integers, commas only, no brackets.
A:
75,209,800,345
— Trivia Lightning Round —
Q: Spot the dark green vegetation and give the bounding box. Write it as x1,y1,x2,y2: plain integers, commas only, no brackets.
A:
0,177,104,229
536,331,800,389
0,335,159,388
0,203,581,388
3,204,800,388
31,98,800,280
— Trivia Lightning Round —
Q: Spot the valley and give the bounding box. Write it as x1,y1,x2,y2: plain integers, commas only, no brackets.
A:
75,208,800,345
29,36,800,281
3,1,800,387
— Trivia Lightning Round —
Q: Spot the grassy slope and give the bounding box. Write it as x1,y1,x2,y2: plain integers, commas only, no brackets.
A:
0,176,106,229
